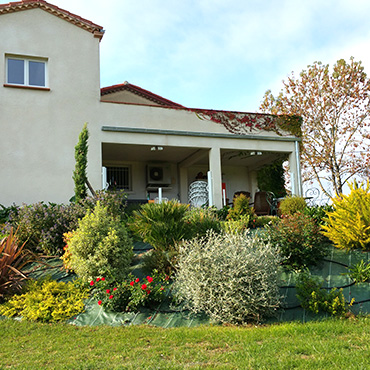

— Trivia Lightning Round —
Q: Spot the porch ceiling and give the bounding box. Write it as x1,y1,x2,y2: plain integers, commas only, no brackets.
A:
102,143,287,169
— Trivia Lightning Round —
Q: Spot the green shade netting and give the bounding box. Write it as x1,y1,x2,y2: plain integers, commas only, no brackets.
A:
11,242,370,326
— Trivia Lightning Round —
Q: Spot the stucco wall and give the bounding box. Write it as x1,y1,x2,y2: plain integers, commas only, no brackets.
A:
0,7,301,207
1,9,101,205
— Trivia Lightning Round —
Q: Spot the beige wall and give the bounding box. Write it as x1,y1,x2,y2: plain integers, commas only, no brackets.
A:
1,9,101,205
0,8,302,207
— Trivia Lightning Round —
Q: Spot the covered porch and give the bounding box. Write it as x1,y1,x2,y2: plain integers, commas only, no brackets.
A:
100,126,302,209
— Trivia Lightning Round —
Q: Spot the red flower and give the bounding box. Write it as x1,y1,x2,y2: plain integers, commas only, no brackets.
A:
113,287,117,291
96,278,100,282
146,290,151,294
109,295,113,299
135,278,140,283
90,281,94,286
141,284,147,290
146,276,153,283
130,281,134,286
165,275,169,281
160,286,164,291
106,289,110,294
101,277,105,281
98,300,102,305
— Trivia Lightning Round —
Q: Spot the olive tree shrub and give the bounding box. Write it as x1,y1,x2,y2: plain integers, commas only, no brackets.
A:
173,231,282,324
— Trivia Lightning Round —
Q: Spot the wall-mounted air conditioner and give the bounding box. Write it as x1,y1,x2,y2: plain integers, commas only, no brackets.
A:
147,164,171,185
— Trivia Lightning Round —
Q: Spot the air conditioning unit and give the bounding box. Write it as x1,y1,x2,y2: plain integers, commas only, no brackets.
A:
147,164,172,185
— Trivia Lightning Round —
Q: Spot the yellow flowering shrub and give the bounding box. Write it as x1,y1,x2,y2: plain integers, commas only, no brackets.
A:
0,278,88,322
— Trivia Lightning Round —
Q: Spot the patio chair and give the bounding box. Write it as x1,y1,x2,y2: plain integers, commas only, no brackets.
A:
252,191,275,216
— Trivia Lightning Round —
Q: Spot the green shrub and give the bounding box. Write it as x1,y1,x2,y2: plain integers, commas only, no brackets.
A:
67,202,133,282
4,191,127,256
279,196,307,216
221,214,250,234
347,260,370,283
89,271,171,312
295,272,354,317
304,204,334,226
0,278,88,322
174,231,282,324
322,181,370,251
250,215,278,229
129,200,189,252
227,194,255,222
184,207,221,238
265,212,328,270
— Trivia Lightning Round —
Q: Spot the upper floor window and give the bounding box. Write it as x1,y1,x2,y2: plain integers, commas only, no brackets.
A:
6,55,47,88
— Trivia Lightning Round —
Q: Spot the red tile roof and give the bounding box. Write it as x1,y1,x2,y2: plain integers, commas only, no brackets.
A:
101,81,185,108
0,0,104,39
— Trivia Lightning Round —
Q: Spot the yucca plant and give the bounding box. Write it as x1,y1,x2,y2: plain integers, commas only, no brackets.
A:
0,227,36,299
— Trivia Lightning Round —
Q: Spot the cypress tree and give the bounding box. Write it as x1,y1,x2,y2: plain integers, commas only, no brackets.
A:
73,123,89,202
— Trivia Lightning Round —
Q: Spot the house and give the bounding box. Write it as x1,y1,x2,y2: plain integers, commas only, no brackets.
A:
0,0,302,209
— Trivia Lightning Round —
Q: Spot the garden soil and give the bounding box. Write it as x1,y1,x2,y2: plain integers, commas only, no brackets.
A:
23,242,370,327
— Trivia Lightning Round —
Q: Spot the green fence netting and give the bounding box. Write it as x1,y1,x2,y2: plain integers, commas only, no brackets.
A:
8,242,370,327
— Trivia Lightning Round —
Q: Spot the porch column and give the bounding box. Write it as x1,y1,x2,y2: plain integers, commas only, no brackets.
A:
179,166,188,204
289,140,303,196
209,147,223,208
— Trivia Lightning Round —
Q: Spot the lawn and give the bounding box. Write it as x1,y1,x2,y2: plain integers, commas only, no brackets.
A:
1,316,370,369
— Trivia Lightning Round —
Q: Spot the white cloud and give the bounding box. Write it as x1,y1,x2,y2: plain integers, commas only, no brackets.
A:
48,0,370,111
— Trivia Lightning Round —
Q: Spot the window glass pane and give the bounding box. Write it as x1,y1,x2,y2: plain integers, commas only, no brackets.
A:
29,61,45,86
7,59,24,84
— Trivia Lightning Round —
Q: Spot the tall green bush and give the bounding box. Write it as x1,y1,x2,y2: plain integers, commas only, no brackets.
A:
73,123,89,202
68,202,133,282
322,181,370,251
174,231,282,324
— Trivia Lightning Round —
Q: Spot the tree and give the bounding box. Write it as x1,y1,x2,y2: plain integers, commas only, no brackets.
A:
73,123,89,202
260,57,370,197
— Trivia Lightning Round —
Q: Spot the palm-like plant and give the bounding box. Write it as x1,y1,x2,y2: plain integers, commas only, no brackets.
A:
0,228,36,299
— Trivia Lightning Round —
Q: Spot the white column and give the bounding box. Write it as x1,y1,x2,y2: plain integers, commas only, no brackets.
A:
179,166,188,203
209,147,223,208
288,141,303,196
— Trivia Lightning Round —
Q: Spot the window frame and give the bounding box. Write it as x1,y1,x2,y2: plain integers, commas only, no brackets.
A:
106,165,132,191
5,55,48,89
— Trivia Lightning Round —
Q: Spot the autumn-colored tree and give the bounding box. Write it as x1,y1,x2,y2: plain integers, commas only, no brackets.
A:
73,123,89,202
260,57,370,197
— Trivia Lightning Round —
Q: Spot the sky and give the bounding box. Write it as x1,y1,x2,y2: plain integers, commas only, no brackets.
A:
50,0,370,112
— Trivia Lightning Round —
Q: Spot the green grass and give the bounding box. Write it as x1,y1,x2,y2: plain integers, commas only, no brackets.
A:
1,317,370,369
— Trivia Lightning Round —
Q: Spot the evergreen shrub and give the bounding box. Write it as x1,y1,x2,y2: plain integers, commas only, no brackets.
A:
0,278,88,322
174,231,282,324
322,181,370,251
4,191,127,256
295,272,353,317
265,212,328,270
184,207,221,238
227,193,255,222
67,202,133,282
279,196,307,216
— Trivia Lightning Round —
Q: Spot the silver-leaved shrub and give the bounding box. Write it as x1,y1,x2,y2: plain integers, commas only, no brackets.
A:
173,231,282,324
